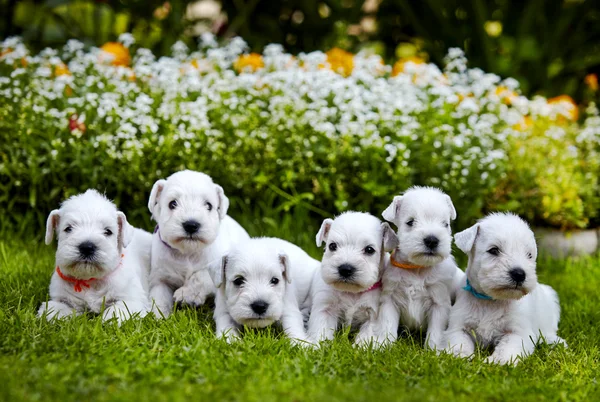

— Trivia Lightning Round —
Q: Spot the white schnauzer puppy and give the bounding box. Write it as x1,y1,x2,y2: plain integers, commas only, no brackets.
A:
210,237,319,346
444,213,565,365
369,186,464,349
307,212,398,345
148,170,249,317
38,189,152,323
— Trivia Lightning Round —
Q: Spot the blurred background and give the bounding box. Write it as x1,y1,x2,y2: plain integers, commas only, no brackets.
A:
2,0,600,102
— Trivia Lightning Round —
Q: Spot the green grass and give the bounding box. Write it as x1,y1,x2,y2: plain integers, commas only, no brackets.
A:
0,211,599,401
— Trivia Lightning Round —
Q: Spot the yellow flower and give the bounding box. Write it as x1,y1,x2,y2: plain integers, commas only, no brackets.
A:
324,48,353,77
54,63,71,77
495,86,517,105
234,53,264,73
0,48,28,67
513,115,533,131
99,42,131,67
548,95,579,122
585,74,598,91
391,56,425,77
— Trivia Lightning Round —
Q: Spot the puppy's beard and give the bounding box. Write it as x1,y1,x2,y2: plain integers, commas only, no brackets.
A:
326,280,369,293
236,317,276,328
485,286,530,300
408,251,446,266
60,259,108,279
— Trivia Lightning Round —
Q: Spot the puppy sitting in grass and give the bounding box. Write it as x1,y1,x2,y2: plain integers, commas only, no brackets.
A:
444,213,565,365
368,187,464,349
148,170,249,317
210,237,319,346
307,212,398,345
38,189,152,323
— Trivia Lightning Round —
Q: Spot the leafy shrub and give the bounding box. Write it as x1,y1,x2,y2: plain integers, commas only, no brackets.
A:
0,35,598,231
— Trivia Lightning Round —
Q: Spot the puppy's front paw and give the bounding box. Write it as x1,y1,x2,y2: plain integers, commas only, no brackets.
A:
37,301,75,321
173,286,208,307
290,337,317,349
102,307,129,324
485,353,518,366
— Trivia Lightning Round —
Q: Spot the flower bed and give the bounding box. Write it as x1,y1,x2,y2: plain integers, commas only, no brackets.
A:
0,34,598,229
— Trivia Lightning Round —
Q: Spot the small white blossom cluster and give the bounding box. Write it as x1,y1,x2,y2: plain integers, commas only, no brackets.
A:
1,35,598,225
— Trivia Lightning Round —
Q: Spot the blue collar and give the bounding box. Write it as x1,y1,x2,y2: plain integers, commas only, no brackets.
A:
463,278,493,300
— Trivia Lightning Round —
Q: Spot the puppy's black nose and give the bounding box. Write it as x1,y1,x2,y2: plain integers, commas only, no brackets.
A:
78,241,97,258
338,263,356,278
509,267,526,285
182,220,201,234
250,300,269,315
423,235,439,250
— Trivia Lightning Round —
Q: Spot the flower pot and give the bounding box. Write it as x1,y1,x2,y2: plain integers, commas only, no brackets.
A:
534,227,599,258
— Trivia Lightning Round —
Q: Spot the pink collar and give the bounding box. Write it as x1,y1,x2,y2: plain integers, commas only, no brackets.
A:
362,280,382,293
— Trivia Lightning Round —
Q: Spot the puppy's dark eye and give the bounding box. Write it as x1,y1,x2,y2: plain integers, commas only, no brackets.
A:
206,202,213,211
169,200,177,210
270,277,280,285
233,277,245,287
406,219,415,227
64,226,72,233
328,242,337,252
487,246,500,256
104,228,113,236
364,246,376,255
443,222,450,228
527,252,533,259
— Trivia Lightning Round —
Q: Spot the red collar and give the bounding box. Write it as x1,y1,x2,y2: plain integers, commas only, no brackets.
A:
56,254,123,292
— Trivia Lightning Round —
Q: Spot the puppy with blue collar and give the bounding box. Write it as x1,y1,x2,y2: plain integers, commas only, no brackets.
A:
444,213,566,365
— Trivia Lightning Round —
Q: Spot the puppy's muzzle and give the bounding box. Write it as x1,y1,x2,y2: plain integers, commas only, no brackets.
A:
78,241,97,259
509,267,526,286
423,235,439,251
337,263,356,279
182,219,201,235
250,300,269,316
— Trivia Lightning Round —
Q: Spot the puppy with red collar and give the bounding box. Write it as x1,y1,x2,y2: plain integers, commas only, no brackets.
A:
38,190,152,323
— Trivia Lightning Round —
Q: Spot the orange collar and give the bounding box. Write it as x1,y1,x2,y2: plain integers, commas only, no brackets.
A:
55,254,124,292
390,251,425,270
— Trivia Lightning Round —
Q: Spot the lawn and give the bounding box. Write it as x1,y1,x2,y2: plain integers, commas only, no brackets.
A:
0,212,599,402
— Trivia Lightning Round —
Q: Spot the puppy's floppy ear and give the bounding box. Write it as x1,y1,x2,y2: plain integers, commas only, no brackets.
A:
215,184,229,220
278,252,292,284
117,211,134,249
445,194,457,221
45,209,60,245
455,224,480,254
382,195,402,223
148,179,166,215
316,218,334,247
381,222,399,252
210,255,228,288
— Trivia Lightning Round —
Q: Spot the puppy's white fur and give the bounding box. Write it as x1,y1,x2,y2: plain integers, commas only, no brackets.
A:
148,170,249,317
38,190,152,323
444,213,565,365
211,237,318,346
307,212,398,345
370,187,464,349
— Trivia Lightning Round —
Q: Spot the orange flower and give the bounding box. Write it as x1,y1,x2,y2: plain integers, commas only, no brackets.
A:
495,86,517,105
99,42,131,67
391,56,425,77
548,95,579,122
234,53,264,73
585,74,598,91
324,48,354,77
0,48,28,67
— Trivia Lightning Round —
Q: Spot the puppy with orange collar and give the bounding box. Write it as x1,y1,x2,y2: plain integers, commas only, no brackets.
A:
367,187,464,349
